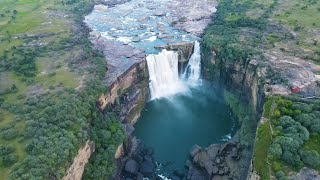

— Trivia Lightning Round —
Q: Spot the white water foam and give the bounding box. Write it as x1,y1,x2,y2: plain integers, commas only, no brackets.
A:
183,41,201,85
146,49,188,100
146,41,201,100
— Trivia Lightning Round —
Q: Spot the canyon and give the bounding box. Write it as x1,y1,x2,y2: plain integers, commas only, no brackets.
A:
67,0,320,180
1,0,319,179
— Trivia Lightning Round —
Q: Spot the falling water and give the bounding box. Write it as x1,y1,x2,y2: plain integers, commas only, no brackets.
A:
146,41,201,100
146,50,188,100
183,41,201,85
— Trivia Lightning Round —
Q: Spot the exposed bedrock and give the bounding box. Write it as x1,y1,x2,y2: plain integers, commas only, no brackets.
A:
155,42,195,63
202,49,266,113
187,142,245,180
62,141,95,180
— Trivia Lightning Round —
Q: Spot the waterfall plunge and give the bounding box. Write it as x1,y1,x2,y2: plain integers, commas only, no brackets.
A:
146,50,188,100
183,41,201,85
146,41,201,100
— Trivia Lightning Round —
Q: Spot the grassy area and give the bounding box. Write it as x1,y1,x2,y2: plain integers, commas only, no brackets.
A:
273,0,320,51
0,109,27,179
303,134,320,171
254,123,272,180
263,98,273,118
0,0,81,178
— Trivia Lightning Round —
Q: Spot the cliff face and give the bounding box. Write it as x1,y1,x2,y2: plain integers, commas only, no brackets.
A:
63,56,149,180
62,141,95,180
185,47,267,180
98,60,149,112
155,42,195,63
203,49,265,113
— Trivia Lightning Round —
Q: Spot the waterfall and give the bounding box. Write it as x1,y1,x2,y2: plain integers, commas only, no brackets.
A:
146,50,188,100
146,41,201,100
183,41,201,85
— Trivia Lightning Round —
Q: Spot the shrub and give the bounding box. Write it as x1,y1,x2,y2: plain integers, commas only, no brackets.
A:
273,109,281,118
2,153,18,166
1,128,18,140
269,143,282,158
0,145,15,156
310,121,320,134
295,113,313,128
299,150,320,167
282,150,303,168
292,102,313,113
275,170,285,179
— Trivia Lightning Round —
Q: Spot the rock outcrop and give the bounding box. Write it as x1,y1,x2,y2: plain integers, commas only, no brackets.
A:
186,142,245,180
62,141,95,180
289,167,320,180
155,42,195,62
203,49,265,113
116,138,158,180
98,60,148,111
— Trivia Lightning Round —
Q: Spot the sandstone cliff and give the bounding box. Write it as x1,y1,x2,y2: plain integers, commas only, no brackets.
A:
62,141,95,180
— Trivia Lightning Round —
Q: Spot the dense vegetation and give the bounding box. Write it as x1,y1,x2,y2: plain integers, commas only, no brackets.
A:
202,0,274,68
202,0,320,179
202,0,278,148
263,96,320,179
0,0,125,179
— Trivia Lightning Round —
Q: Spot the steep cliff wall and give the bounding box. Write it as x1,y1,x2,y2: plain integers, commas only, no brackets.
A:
63,59,149,180
98,60,149,112
202,49,265,114
187,45,267,179
62,141,95,180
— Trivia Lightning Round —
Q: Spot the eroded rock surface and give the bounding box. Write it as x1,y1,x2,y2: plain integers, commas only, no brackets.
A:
85,0,217,89
62,141,95,180
289,167,320,180
186,142,246,180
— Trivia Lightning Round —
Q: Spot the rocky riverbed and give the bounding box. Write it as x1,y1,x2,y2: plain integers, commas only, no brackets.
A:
84,0,217,86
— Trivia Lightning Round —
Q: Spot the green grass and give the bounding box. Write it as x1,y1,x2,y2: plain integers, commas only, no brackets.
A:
0,109,13,128
303,134,320,171
2,73,28,104
0,0,82,177
254,123,272,180
35,52,80,89
263,98,273,118
303,134,320,155
225,13,242,22
274,0,320,30
0,109,27,180
273,0,320,50
0,0,69,53
36,68,79,88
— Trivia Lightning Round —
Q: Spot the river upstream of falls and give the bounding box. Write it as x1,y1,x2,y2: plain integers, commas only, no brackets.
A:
135,42,238,176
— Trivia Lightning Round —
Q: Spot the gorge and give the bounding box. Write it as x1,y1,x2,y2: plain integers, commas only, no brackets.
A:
82,0,261,179
2,0,319,179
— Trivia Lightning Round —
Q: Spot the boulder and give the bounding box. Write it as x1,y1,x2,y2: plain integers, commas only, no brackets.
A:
124,159,139,174
154,11,166,16
206,144,220,159
140,157,155,177
173,169,185,178
154,42,194,62
190,145,201,157
212,166,219,175
137,172,144,180
223,167,229,174
132,37,141,42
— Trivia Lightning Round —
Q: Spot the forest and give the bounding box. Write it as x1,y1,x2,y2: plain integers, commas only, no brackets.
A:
0,0,125,179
